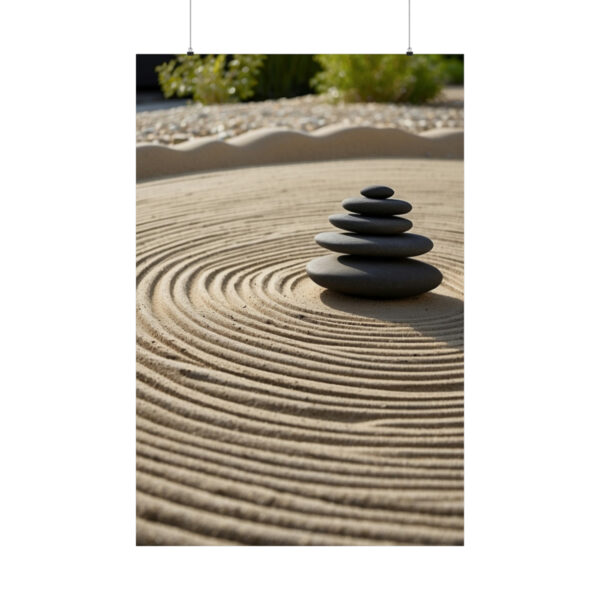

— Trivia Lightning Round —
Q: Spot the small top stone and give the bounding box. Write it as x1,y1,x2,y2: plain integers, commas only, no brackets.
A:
360,185,394,199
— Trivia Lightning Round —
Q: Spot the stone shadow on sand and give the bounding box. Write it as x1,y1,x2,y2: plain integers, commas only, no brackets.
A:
319,290,464,350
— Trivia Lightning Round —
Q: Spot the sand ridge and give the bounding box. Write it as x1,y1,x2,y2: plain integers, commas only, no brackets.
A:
136,125,464,180
136,158,464,545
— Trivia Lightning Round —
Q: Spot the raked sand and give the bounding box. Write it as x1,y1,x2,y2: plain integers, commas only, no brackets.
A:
136,157,464,545
136,125,463,180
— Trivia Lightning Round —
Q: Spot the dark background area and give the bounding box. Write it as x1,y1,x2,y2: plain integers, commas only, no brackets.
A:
137,55,181,108
137,54,175,89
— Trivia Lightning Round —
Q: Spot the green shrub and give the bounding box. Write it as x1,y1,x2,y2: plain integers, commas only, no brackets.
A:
252,55,321,100
156,54,265,104
439,55,464,85
311,54,446,104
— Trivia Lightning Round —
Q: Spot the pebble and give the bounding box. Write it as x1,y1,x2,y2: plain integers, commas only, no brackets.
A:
360,185,394,199
328,214,413,235
172,134,189,144
306,255,442,298
342,197,412,216
136,89,464,146
315,232,433,257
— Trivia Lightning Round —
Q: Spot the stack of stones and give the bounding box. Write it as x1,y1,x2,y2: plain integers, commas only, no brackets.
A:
306,184,443,298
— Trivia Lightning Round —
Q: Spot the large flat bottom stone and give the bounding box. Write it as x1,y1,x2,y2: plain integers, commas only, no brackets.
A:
306,254,443,298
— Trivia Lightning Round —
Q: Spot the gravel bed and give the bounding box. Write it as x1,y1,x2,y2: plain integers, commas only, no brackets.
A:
136,88,464,146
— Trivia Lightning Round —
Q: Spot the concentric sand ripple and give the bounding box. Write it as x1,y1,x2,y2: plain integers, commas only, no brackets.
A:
136,158,464,545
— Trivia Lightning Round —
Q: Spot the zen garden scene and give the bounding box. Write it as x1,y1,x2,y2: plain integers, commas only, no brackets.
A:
136,54,464,546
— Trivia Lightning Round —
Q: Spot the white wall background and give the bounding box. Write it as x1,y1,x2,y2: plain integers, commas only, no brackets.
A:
134,0,466,53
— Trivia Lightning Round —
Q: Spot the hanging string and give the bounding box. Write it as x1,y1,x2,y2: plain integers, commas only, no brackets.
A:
187,0,194,54
407,0,413,55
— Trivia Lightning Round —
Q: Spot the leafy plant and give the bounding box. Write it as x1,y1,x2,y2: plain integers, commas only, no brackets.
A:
311,54,446,104
156,54,265,104
252,54,321,100
439,55,464,85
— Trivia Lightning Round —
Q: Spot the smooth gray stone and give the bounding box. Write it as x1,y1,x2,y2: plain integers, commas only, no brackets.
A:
360,184,394,199
342,197,412,216
315,231,433,257
329,213,413,234
306,255,443,298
